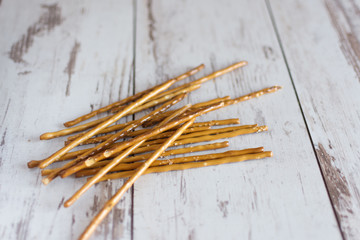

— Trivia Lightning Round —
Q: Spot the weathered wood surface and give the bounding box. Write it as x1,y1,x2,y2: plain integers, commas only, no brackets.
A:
0,1,134,239
132,0,340,239
269,0,360,239
0,0,359,239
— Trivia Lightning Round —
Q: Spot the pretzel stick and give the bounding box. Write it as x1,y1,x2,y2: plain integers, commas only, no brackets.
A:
60,104,191,178
48,123,264,174
142,125,257,146
146,61,247,103
39,79,177,169
42,59,244,141
41,141,230,176
79,103,224,170
40,90,188,141
76,147,263,177
111,84,200,114
60,104,194,179
63,64,205,127
41,95,187,184
29,123,228,169
97,151,273,182
40,116,112,140
79,124,264,175
65,98,232,142
77,118,196,240
64,108,195,209
142,96,231,128
225,86,283,106
65,125,210,146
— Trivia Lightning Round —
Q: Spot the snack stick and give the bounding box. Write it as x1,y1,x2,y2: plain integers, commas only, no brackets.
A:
111,84,200,113
39,79,177,169
76,146,263,177
77,118,196,240
41,141,230,176
59,105,193,179
63,64,205,127
63,110,195,209
97,151,273,182
41,94,187,184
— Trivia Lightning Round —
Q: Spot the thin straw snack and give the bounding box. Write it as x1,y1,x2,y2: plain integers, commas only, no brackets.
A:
41,141,230,176
77,118,196,240
39,79,176,169
27,60,283,240
97,151,273,182
75,146,264,177
63,64,205,127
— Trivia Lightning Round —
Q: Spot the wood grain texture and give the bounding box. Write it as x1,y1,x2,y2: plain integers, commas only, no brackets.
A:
0,0,134,239
132,0,341,239
268,0,360,239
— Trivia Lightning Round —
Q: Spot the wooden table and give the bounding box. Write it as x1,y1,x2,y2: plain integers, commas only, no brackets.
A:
1,0,359,239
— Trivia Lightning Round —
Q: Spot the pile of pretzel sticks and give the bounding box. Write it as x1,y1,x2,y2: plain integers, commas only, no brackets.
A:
28,61,281,240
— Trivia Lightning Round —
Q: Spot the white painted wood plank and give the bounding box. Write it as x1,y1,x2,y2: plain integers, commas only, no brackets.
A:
132,0,342,239
0,0,134,239
269,0,360,239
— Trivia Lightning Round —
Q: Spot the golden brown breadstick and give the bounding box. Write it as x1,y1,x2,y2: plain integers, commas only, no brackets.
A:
64,114,195,210
32,120,256,170
77,118,196,240
41,141,230,176
81,102,225,169
39,79,177,169
59,104,195,179
63,64,205,127
111,84,200,114
67,115,238,143
142,96,231,127
66,93,191,141
75,147,263,177
142,125,257,146
41,94,188,184
148,61,247,102
77,122,261,176
97,151,273,182
225,86,283,106
40,116,112,140
31,127,224,169
41,88,190,141
68,125,210,146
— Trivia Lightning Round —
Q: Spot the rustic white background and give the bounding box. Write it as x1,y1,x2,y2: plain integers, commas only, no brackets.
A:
0,0,359,239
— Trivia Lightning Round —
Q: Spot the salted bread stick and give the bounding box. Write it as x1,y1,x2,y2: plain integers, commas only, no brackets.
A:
65,125,210,146
111,84,200,114
97,151,273,182
75,146,263,177
39,79,177,169
41,141,230,176
77,118,196,240
41,94,187,184
63,108,195,208
60,104,191,178
80,103,224,169
63,64,204,127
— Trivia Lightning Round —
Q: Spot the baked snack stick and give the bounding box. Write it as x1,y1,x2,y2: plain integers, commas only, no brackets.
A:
63,64,205,127
39,78,177,169
44,61,246,140
59,105,193,179
75,147,264,177
41,95,188,184
41,141,230,176
97,151,273,182
70,102,225,175
63,109,196,208
76,118,196,240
